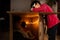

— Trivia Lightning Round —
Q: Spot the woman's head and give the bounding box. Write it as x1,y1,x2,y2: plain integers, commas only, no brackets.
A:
16,21,26,30
21,21,26,28
31,1,41,8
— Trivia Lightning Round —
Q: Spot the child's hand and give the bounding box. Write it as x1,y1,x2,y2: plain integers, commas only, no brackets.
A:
31,8,33,11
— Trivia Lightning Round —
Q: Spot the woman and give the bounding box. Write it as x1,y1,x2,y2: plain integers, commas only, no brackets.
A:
31,1,59,40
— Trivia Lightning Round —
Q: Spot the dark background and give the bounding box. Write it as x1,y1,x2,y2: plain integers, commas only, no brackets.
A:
0,0,10,32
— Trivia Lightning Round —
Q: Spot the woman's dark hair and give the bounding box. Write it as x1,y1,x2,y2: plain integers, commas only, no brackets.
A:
21,21,26,28
31,1,41,8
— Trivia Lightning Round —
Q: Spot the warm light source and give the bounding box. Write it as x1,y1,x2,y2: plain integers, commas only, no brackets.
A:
25,19,39,24
26,21,30,24
33,19,39,24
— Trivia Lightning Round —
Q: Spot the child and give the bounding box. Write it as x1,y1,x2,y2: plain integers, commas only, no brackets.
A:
31,1,59,40
14,21,35,40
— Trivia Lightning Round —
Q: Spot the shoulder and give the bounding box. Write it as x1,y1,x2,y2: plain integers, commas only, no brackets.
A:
41,3,48,7
40,3,48,10
41,3,52,8
41,3,53,12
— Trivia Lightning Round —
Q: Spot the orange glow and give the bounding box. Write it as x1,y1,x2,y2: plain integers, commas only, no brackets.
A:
33,19,39,24
26,21,30,24
26,19,39,24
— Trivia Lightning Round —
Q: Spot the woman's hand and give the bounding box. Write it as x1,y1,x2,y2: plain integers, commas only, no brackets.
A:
31,8,33,11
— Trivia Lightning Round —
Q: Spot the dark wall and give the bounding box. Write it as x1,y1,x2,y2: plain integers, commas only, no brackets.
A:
57,0,60,35
0,0,10,32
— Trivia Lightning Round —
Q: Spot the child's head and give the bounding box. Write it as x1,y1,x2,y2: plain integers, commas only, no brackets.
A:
31,1,41,8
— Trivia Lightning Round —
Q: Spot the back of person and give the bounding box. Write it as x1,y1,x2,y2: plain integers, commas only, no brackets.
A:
31,3,59,28
42,3,59,28
31,1,59,40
